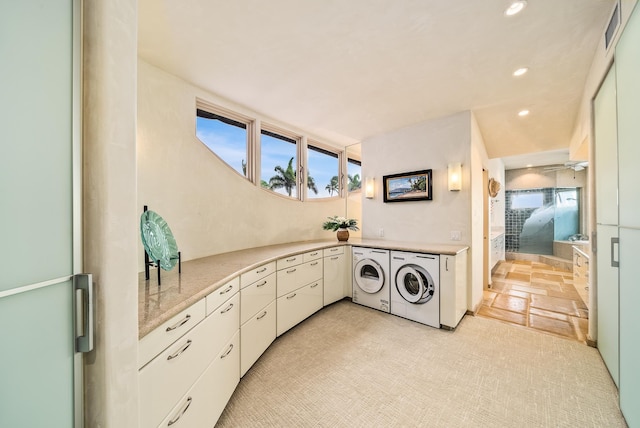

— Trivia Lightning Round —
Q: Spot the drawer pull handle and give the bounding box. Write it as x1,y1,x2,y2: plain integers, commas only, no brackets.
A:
310,252,318,256
287,293,297,300
286,268,297,274
220,303,234,314
330,248,339,252
256,267,267,274
286,257,297,262
221,343,234,359
167,396,192,426
257,310,268,320
165,314,191,332
331,256,339,260
256,280,268,288
311,261,319,266
220,284,234,295
310,283,319,288
167,340,192,361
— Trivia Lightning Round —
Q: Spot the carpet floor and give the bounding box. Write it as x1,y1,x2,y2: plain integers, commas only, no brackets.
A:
215,300,626,427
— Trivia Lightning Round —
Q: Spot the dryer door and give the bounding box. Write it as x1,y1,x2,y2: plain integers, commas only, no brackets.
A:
395,265,435,304
354,258,385,293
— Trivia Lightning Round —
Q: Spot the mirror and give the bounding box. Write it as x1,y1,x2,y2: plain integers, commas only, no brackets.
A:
345,143,362,238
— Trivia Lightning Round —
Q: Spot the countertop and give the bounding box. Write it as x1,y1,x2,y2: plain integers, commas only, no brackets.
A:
139,238,469,338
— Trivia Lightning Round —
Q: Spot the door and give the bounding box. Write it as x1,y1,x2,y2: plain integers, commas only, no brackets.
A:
0,1,83,426
615,5,640,423
593,62,619,387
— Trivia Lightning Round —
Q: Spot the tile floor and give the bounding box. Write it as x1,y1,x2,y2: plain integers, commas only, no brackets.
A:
478,260,589,343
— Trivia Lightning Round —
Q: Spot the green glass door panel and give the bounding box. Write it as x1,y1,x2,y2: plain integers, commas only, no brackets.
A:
0,0,73,292
596,224,619,387
616,3,640,230
0,281,74,427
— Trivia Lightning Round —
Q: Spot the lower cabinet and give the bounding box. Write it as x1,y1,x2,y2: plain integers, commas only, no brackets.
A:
241,300,276,376
439,250,468,329
158,331,240,428
277,280,323,336
323,247,347,306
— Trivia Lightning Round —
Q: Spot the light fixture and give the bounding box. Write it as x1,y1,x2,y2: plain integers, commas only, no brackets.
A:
513,67,529,77
526,164,533,168
448,163,462,191
365,177,375,199
518,109,530,117
504,0,527,16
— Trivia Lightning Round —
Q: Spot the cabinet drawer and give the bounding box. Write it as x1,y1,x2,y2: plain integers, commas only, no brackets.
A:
276,281,323,336
240,272,276,324
240,262,275,289
138,299,206,369
277,259,323,297
158,330,240,428
206,277,239,315
323,246,344,257
139,303,227,428
241,300,276,377
302,249,322,262
206,292,240,353
276,254,302,270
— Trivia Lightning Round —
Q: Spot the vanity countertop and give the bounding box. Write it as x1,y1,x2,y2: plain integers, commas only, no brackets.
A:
138,238,469,338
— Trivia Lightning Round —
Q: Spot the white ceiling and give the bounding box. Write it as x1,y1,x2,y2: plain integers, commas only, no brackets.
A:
138,0,615,166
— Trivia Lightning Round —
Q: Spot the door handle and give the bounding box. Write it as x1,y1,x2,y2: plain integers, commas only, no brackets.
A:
611,237,619,268
74,273,94,353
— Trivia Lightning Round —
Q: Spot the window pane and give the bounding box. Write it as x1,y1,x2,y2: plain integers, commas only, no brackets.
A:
348,158,362,192
261,130,297,198
511,192,543,209
307,145,339,199
196,109,248,176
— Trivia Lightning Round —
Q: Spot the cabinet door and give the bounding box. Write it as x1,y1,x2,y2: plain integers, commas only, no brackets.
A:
276,281,323,336
159,331,240,428
240,273,276,324
298,259,323,288
323,253,346,305
241,301,276,377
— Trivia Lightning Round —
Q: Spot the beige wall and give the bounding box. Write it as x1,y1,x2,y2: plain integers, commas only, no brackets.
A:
137,61,347,270
506,167,587,190
361,110,488,312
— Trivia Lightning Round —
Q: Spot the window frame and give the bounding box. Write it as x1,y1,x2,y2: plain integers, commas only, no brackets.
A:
260,124,302,200
195,99,255,181
305,140,343,201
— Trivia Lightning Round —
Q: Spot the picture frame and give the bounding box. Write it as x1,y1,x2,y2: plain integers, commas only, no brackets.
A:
383,169,432,203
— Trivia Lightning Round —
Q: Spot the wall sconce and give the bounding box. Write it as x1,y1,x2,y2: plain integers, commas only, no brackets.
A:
365,177,375,199
448,163,462,191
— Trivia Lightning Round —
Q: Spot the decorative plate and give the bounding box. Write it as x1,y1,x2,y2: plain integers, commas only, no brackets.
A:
140,210,179,271
488,178,501,198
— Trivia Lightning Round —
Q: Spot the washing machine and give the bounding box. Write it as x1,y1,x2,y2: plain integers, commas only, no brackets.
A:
352,247,390,313
390,251,440,328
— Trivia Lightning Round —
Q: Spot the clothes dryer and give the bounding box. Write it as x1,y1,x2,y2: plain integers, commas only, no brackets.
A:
390,251,440,328
352,247,390,313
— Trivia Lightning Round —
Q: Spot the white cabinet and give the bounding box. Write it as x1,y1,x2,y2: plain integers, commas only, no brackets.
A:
572,247,589,309
158,331,240,428
323,246,347,306
139,287,239,428
490,233,504,270
240,265,276,377
277,281,323,336
439,250,468,330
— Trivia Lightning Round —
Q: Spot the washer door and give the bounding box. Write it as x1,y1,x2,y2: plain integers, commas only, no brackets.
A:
354,258,385,293
395,264,435,304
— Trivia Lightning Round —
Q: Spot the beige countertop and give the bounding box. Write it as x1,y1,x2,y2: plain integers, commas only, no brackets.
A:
138,238,469,339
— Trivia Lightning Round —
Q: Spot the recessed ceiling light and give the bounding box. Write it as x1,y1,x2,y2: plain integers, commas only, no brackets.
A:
513,67,529,77
518,110,530,117
505,1,527,16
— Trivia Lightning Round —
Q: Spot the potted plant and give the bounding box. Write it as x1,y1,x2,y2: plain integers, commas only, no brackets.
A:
322,216,359,241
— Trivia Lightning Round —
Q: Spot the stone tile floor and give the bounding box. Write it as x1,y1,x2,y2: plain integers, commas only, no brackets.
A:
478,260,589,343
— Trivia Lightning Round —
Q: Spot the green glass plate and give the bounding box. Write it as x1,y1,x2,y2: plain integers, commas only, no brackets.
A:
140,210,179,271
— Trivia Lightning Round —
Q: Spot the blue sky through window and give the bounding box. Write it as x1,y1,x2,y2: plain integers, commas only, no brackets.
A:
261,132,298,197
196,116,247,176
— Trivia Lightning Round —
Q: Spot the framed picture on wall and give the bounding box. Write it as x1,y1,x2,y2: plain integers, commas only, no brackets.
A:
383,169,432,202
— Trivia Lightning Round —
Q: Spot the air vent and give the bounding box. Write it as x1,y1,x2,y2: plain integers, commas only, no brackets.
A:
605,1,620,50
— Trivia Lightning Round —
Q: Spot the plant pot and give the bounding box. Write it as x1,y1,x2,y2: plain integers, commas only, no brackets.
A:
336,228,349,242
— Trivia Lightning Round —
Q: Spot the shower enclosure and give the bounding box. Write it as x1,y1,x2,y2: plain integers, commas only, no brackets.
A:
505,187,580,255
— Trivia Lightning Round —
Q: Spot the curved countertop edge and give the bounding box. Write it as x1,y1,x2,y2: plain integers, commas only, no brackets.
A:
139,238,469,339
